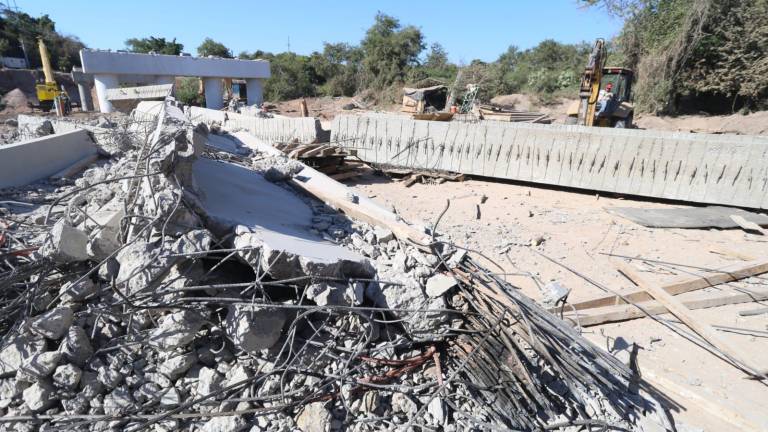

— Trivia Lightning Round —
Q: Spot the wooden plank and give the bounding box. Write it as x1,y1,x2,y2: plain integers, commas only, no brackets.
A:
730,214,767,235
562,286,768,326
562,259,768,311
615,261,767,377
301,144,330,158
288,145,316,159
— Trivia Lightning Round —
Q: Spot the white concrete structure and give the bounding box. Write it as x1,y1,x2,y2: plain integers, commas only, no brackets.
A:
0,130,97,188
80,49,270,113
331,114,768,210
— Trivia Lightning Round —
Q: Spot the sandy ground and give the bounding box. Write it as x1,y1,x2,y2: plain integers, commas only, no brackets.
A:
345,173,768,431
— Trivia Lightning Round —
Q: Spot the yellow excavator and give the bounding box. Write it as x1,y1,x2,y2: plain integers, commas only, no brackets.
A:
566,39,634,128
35,37,70,114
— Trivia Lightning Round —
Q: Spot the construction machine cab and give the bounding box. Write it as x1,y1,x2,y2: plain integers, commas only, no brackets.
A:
566,39,634,128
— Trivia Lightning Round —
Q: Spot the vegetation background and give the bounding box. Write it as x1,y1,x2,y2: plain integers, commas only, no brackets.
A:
1,0,765,114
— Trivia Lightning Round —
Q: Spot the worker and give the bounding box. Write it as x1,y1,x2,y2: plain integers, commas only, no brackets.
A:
596,82,616,118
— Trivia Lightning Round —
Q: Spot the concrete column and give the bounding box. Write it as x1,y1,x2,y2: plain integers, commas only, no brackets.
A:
77,83,93,112
203,77,223,109
246,78,264,106
93,73,119,113
155,75,175,85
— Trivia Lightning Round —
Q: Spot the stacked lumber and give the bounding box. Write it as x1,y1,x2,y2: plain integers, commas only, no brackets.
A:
477,103,552,123
273,141,373,180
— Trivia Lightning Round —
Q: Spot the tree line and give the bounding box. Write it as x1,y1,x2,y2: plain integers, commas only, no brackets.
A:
2,4,767,114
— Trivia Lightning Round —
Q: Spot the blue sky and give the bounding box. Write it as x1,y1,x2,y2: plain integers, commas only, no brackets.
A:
21,1,623,63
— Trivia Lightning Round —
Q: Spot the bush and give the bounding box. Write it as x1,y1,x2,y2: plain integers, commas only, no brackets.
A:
176,77,203,106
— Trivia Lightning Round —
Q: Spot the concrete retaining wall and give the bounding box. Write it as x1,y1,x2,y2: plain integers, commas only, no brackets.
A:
189,106,324,143
0,129,96,188
331,114,768,209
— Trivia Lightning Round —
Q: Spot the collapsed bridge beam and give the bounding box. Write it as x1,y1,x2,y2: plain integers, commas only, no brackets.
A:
331,115,768,209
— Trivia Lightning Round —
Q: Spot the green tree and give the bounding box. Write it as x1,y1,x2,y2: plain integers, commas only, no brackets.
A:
125,36,183,55
360,12,425,89
424,43,448,69
197,38,232,58
0,8,84,70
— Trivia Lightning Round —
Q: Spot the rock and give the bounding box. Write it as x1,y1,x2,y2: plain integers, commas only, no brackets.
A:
0,333,46,375
79,370,104,398
159,386,181,407
35,120,54,137
97,366,123,389
306,282,361,306
4,118,18,127
0,378,29,403
427,398,445,424
115,241,175,296
60,326,93,366
40,220,90,263
17,351,60,382
158,351,197,380
541,281,570,306
52,364,82,389
392,393,418,415
366,276,447,335
197,367,223,398
61,394,89,414
425,274,458,298
103,386,134,415
148,310,206,351
200,415,248,432
296,402,331,432
59,278,98,303
224,305,285,353
374,227,394,244
225,364,252,388
29,306,74,339
22,381,56,412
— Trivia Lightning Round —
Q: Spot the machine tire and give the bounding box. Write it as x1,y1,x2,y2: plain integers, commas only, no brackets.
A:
613,113,633,128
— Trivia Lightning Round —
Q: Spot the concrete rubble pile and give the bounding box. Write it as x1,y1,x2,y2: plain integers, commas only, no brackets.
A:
0,100,670,431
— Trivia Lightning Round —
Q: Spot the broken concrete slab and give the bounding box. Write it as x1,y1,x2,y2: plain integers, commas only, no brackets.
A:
606,205,768,229
0,129,97,188
192,157,371,279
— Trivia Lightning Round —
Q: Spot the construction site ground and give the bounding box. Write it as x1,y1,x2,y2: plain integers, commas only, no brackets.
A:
345,172,768,431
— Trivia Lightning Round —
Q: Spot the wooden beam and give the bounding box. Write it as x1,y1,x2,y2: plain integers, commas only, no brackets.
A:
615,261,766,378
562,259,768,312
561,286,768,326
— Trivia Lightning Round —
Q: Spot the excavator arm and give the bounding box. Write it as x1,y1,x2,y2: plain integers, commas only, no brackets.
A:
577,39,606,127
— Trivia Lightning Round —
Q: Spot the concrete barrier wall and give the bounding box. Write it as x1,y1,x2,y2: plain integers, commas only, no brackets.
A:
189,106,322,144
331,114,768,209
0,129,96,188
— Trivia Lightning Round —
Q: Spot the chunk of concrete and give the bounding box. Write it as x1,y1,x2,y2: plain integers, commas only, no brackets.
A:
200,415,248,432
22,381,56,412
224,305,285,353
40,221,90,264
53,364,82,389
296,401,332,432
158,351,197,380
148,310,206,351
30,306,74,339
17,351,60,382
60,326,93,366
197,367,223,397
115,241,175,296
103,386,135,415
306,282,362,306
425,274,458,298
0,333,46,375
